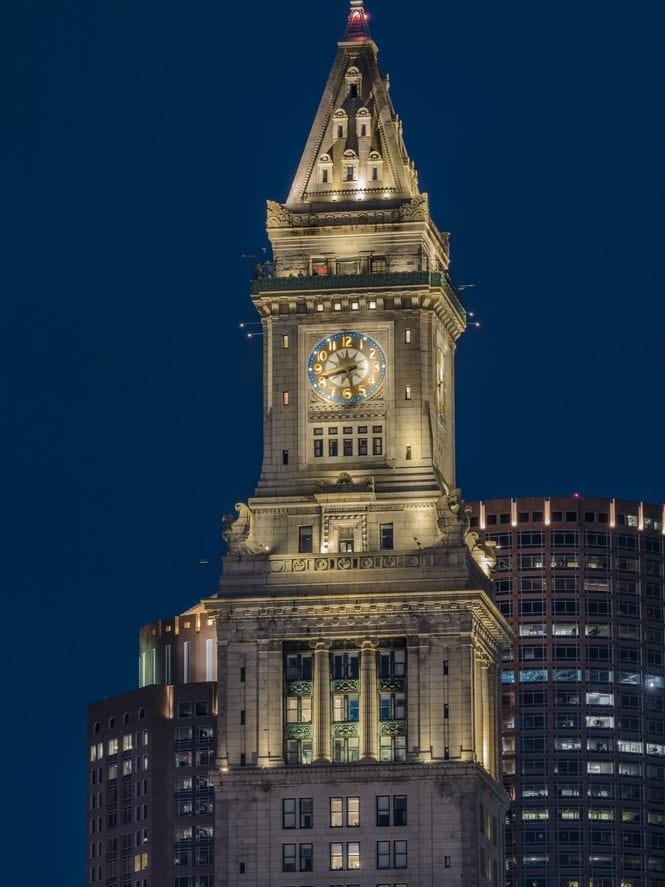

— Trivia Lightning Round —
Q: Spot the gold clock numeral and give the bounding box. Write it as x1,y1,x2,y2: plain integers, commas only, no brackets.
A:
358,386,366,396
342,335,352,347
313,363,322,374
369,347,376,357
373,361,380,371
342,388,353,399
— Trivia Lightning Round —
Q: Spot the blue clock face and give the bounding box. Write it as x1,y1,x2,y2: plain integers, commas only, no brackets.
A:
307,332,386,404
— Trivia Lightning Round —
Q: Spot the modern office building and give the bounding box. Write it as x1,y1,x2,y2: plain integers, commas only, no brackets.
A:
468,496,665,887
87,3,510,887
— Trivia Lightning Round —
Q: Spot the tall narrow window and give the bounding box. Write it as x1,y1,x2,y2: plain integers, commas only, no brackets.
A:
205,639,214,682
282,450,289,465
405,329,412,343
405,445,412,460
380,523,394,550
282,334,289,348
405,385,411,400
282,391,289,405
299,526,313,553
183,642,190,684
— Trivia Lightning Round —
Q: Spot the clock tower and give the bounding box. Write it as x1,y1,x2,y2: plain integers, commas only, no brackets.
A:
206,4,510,884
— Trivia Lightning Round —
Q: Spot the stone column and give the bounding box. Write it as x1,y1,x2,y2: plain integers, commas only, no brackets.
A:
480,659,490,771
216,640,229,770
360,639,378,761
313,641,331,763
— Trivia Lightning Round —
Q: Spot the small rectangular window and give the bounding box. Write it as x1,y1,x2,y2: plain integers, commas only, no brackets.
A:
405,385,411,400
405,445,412,460
358,438,368,456
373,437,383,456
380,523,394,550
343,439,353,457
282,799,296,829
299,526,313,554
282,450,288,465
314,439,323,457
405,329,412,343
329,439,339,457
282,391,289,405
282,334,289,348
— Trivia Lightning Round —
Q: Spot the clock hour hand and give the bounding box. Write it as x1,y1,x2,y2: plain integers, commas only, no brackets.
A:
320,363,358,380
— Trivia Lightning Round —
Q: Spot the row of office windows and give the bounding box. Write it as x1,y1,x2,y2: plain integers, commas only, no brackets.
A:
285,691,406,724
281,795,406,829
478,511,662,530
516,784,665,806
281,840,408,872
486,530,664,552
285,734,407,765
297,522,394,552
504,759,665,778
501,669,665,688
285,649,405,680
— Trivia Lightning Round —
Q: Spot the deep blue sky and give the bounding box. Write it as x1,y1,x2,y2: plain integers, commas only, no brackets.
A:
5,1,664,883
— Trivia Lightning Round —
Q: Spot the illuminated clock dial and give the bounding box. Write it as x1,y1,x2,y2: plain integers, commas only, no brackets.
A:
307,332,386,404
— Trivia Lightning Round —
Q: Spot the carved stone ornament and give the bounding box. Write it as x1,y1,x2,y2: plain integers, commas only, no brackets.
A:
429,487,471,548
315,472,375,493
464,531,498,578
266,199,292,228
221,502,265,556
400,193,428,221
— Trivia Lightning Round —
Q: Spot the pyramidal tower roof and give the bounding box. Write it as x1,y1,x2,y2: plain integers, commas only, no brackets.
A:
285,0,421,210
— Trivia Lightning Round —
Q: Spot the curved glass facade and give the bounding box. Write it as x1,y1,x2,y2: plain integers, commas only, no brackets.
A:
469,496,665,887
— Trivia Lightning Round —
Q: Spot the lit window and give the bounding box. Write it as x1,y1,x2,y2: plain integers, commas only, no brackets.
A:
282,334,289,348
405,329,411,343
405,385,411,400
282,391,289,405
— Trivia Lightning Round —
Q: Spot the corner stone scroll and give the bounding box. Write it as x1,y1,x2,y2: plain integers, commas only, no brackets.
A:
464,531,497,578
221,502,266,556
430,487,471,547
266,199,292,228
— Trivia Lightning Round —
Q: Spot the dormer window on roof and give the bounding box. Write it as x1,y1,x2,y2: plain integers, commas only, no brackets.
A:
345,66,362,98
333,109,348,140
368,150,383,182
356,108,370,138
317,154,333,185
343,150,358,182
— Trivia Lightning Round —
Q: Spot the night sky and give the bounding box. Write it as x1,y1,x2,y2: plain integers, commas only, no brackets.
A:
5,1,664,882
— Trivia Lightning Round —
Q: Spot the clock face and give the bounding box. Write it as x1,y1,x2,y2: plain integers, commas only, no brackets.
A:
307,332,386,404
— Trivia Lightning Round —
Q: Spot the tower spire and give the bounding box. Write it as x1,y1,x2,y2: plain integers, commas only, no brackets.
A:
343,0,371,41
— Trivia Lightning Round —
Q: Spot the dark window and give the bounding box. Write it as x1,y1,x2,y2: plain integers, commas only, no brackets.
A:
314,439,323,457
329,439,339,457
298,526,313,553
343,439,353,456
380,523,394,550
282,450,289,465
358,438,368,455
283,799,296,829
373,437,383,455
